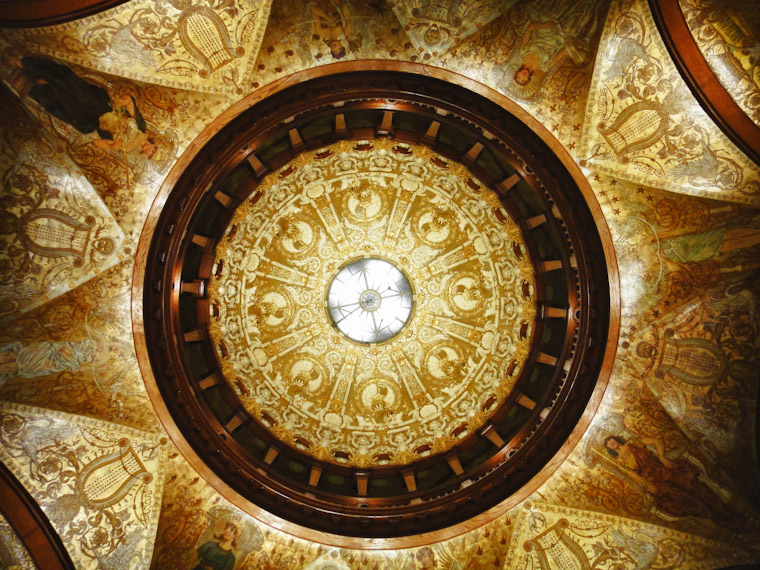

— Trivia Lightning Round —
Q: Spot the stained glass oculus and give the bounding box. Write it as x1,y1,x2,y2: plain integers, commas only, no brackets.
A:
327,258,413,344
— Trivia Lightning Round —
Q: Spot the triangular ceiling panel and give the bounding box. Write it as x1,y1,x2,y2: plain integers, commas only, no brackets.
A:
2,0,272,95
0,89,127,321
580,0,760,205
0,402,166,570
388,0,512,58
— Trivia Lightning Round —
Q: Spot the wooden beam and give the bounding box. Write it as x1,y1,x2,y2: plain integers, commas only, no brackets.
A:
401,468,417,493
463,142,483,165
288,127,305,152
335,113,348,138
422,120,440,145
198,373,219,390
445,453,464,476
377,110,394,136
497,173,520,194
481,424,505,448
538,352,558,366
183,329,203,343
214,191,232,207
309,464,323,487
542,306,567,319
264,445,280,465
246,153,267,177
517,393,536,410
180,280,205,296
225,411,247,432
355,471,369,496
526,214,547,229
191,234,211,249
540,260,563,273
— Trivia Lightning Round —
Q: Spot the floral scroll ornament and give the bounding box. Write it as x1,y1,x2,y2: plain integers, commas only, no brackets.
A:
585,7,752,196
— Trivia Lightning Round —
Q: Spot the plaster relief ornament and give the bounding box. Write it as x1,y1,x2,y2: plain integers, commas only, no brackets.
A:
208,139,536,467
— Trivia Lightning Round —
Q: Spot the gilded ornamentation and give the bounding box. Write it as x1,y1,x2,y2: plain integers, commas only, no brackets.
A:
507,502,752,569
209,139,535,467
680,0,760,127
0,512,38,569
580,0,760,203
0,89,126,321
3,0,272,95
0,403,166,570
389,0,509,58
436,0,610,142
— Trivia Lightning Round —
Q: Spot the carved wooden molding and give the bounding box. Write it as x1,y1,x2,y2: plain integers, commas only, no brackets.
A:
649,0,760,165
0,462,75,570
132,62,621,547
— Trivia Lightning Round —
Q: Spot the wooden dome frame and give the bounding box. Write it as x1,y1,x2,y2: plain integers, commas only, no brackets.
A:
133,62,620,548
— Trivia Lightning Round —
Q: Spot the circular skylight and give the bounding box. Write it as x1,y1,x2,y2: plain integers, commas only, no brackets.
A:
326,258,413,344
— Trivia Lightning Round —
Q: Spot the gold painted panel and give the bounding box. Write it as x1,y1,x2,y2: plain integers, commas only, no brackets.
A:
435,0,611,144
388,0,511,59
534,358,759,542
505,501,753,569
250,0,416,88
624,283,760,499
587,171,760,327
0,89,127,322
0,511,38,570
151,446,514,568
208,139,535,467
580,0,760,204
0,402,167,570
0,48,231,242
680,0,760,127
1,0,272,96
0,260,161,432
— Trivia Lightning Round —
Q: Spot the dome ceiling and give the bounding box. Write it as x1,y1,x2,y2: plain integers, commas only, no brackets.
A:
139,70,613,539
208,138,536,468
0,0,758,567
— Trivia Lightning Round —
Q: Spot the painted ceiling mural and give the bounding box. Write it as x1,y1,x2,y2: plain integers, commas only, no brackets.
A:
1,0,273,95
0,0,758,569
679,0,760,129
579,0,760,206
209,139,535,467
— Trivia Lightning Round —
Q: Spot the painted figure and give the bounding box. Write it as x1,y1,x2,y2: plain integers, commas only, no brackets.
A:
192,522,238,570
604,436,745,532
4,56,157,158
309,0,359,59
0,340,96,387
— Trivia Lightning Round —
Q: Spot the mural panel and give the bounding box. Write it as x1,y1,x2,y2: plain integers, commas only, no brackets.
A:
588,172,760,327
0,48,230,242
251,0,416,88
389,0,509,59
150,449,513,569
0,88,126,322
505,501,753,569
680,0,760,128
0,261,160,432
1,0,272,95
0,402,166,570
580,0,760,204
436,0,611,143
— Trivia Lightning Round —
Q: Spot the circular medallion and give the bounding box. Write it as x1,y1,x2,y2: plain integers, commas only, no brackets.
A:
139,70,615,540
207,138,536,467
326,258,413,344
